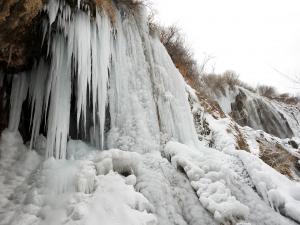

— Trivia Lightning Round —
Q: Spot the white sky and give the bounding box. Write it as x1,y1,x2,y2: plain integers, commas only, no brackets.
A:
151,0,300,94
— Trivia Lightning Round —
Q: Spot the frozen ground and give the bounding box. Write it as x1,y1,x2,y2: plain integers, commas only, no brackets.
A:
1,131,300,225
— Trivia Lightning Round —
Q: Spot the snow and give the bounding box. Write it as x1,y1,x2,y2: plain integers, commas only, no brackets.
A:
238,151,300,223
164,141,249,224
1,146,157,225
0,129,41,224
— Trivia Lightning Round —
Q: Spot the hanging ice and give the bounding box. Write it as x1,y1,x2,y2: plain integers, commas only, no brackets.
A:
28,60,48,150
40,2,113,158
8,74,28,132
45,35,72,159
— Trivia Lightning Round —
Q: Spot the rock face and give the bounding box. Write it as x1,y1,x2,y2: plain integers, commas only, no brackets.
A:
0,0,44,73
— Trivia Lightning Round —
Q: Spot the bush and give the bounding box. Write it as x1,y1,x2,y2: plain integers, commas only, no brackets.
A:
256,85,299,104
199,71,255,96
222,70,240,87
257,85,277,98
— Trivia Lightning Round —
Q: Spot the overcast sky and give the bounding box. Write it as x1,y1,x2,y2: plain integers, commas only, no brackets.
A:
151,0,300,94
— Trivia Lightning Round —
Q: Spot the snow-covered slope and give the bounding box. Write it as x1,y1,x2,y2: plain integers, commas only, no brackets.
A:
1,1,300,225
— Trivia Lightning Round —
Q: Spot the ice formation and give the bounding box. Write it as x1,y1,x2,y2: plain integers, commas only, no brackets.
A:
1,0,300,225
8,0,198,159
8,74,28,132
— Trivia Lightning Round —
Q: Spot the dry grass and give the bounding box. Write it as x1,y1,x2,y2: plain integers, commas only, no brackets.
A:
257,85,277,98
152,24,199,85
256,85,299,105
93,0,146,23
200,71,255,96
95,0,116,22
232,125,250,151
258,139,299,179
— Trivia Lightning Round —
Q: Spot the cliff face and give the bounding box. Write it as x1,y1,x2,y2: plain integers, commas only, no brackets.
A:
0,0,44,72
0,0,110,72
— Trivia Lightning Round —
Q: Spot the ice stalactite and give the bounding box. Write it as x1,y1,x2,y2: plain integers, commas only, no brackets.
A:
8,74,28,132
45,35,72,159
28,60,48,150
90,12,111,149
41,1,112,158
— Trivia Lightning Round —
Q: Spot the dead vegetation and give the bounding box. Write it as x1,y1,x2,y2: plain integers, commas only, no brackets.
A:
93,0,147,22
94,0,116,22
257,85,300,105
258,139,299,179
232,124,250,151
200,71,256,96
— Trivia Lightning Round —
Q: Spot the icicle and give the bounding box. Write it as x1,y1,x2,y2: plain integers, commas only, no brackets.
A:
28,60,49,150
73,11,92,131
8,74,28,132
90,11,111,149
45,35,72,159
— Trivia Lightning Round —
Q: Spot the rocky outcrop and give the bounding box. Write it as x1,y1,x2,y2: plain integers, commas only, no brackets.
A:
0,0,44,73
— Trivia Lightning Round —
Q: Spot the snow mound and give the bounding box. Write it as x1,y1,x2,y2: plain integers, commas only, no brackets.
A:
164,141,249,224
1,146,156,225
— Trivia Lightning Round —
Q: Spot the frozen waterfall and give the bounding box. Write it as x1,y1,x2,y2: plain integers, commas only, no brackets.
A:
8,0,198,159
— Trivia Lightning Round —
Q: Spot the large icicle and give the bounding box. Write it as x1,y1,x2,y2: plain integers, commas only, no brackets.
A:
8,74,28,132
90,12,111,149
45,35,72,159
28,60,49,150
73,11,92,130
41,1,112,157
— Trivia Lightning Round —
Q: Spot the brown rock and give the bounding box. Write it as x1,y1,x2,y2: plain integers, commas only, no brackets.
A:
0,0,44,73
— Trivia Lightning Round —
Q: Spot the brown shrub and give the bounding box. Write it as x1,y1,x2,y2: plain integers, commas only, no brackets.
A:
232,124,249,151
152,24,200,86
95,0,116,22
200,71,255,96
256,85,299,104
258,140,299,179
257,85,277,98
